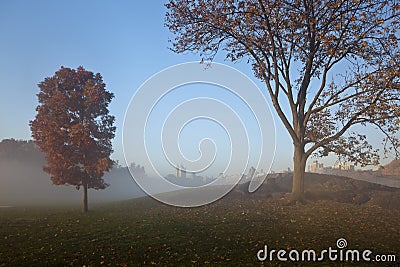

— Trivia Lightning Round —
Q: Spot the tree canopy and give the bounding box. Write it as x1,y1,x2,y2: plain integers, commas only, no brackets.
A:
30,66,116,211
165,0,400,198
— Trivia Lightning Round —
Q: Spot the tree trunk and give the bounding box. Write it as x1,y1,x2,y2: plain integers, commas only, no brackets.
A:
292,144,307,201
82,181,88,213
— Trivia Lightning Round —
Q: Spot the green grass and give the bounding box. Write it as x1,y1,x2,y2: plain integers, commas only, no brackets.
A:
1,195,399,266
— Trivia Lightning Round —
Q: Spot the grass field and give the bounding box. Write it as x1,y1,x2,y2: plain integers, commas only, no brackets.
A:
1,188,399,266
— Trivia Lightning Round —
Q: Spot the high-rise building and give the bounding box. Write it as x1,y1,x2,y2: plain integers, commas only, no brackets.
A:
176,164,186,178
308,160,324,173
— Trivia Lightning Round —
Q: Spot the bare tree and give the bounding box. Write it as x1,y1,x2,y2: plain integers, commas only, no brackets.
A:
165,0,400,199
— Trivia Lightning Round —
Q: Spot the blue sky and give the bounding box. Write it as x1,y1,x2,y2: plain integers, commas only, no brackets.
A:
0,1,390,175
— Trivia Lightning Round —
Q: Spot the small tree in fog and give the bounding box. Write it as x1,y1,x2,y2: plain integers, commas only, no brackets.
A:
129,162,147,179
30,66,116,212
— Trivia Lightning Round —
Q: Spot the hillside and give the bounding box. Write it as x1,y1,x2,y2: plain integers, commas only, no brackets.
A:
159,172,400,209
232,172,400,209
382,159,400,176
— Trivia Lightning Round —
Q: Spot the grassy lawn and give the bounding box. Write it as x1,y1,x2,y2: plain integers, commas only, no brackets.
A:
1,194,399,266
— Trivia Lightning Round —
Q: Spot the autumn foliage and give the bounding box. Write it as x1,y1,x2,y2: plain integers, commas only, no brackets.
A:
30,66,116,211
166,0,400,199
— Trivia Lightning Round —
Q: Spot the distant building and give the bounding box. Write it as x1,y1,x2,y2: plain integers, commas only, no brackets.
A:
308,160,324,173
181,166,186,178
246,166,256,180
176,165,180,178
281,167,292,173
176,164,186,178
332,162,354,171
308,160,355,174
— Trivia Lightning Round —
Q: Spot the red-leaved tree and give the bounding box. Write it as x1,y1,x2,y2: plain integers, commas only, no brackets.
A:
30,66,116,212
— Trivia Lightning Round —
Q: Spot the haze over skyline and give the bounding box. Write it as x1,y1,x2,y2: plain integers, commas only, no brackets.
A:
0,1,393,176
